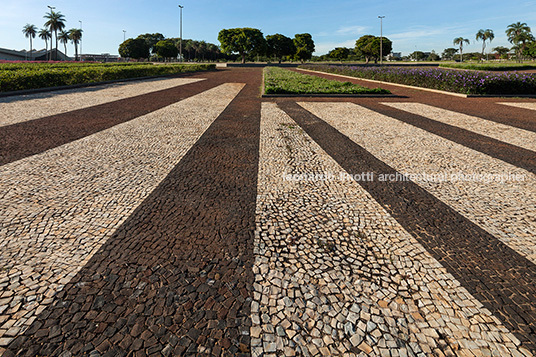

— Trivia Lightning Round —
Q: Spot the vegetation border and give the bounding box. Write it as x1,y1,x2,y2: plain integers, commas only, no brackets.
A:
261,67,398,98
0,69,215,98
297,68,536,98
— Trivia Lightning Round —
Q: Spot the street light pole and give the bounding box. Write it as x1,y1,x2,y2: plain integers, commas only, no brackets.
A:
123,30,126,42
179,5,184,62
79,20,83,61
378,16,385,65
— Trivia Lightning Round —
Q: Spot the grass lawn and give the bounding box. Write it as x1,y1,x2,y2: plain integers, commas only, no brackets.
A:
263,67,390,95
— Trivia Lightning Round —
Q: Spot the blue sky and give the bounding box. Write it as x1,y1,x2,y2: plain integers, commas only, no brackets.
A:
2,0,536,56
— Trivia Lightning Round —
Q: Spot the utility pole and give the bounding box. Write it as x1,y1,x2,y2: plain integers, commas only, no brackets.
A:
378,16,385,65
47,5,55,60
179,5,184,62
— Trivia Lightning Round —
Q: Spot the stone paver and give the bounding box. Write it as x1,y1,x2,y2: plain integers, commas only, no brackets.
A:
499,102,536,111
1,67,535,356
299,101,536,263
252,102,529,356
0,77,203,127
0,83,244,351
383,102,536,152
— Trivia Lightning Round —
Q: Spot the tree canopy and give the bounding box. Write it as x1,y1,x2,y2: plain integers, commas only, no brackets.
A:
154,39,179,60
293,33,315,62
137,33,165,54
328,47,350,62
266,34,296,63
119,38,150,59
354,35,392,63
218,28,266,63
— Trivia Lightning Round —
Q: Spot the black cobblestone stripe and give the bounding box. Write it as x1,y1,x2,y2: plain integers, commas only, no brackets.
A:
0,73,224,166
359,102,536,175
279,101,536,353
5,68,261,356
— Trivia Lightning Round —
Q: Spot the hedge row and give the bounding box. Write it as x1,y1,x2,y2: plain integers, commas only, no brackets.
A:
0,64,215,92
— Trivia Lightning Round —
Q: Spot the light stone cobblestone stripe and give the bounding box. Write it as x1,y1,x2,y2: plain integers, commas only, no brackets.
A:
382,102,536,152
0,77,203,127
498,102,536,111
0,83,244,347
252,102,529,357
299,102,536,264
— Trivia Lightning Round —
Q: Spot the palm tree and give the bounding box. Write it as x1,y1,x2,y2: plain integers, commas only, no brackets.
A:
476,29,494,60
69,28,83,61
44,10,66,60
453,37,470,62
38,28,51,58
506,22,534,62
58,30,70,58
22,24,37,61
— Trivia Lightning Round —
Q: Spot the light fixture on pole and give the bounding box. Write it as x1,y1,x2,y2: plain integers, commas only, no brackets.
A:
47,6,56,60
79,20,83,60
378,16,385,65
178,5,184,62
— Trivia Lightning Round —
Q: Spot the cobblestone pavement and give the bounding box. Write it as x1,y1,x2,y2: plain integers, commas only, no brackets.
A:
498,102,536,111
382,103,536,152
0,77,203,127
252,102,528,357
298,102,536,263
2,67,536,356
0,83,243,350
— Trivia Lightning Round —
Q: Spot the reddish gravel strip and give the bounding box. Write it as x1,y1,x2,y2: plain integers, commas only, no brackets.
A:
294,69,536,132
279,101,536,353
359,102,536,175
0,71,224,166
4,68,261,356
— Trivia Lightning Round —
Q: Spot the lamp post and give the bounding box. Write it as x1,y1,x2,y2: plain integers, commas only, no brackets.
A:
79,20,83,60
123,30,126,42
378,16,385,65
178,5,184,62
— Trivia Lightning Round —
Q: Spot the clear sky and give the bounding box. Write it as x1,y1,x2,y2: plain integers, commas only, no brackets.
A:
2,0,536,56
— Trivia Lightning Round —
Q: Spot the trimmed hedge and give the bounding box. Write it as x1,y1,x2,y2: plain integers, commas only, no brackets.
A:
0,63,215,92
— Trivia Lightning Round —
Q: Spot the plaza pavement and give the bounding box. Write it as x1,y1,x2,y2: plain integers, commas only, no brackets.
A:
0,67,535,356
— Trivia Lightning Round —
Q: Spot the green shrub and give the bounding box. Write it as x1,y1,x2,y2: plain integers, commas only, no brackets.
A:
0,63,215,92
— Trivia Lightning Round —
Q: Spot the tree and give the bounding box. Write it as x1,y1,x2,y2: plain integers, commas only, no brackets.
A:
293,33,315,63
137,33,165,54
44,10,66,60
22,24,37,61
410,51,426,61
524,41,536,59
354,35,392,63
453,37,470,62
266,34,295,63
476,29,494,60
58,30,70,57
118,38,150,60
38,28,51,56
442,47,458,60
154,39,179,61
427,50,441,61
218,28,266,64
328,47,350,62
492,46,510,59
69,28,83,61
506,22,534,62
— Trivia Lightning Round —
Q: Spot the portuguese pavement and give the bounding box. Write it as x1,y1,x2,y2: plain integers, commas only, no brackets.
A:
0,67,535,356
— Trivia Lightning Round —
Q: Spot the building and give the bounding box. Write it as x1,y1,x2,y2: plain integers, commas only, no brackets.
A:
0,47,70,61
80,53,120,62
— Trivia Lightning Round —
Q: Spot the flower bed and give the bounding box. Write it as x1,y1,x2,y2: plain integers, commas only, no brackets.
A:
300,64,536,95
0,63,215,92
263,67,390,95
440,62,536,71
